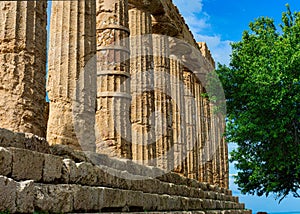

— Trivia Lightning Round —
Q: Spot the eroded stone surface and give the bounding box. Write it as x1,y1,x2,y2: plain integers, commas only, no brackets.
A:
47,0,97,151
43,154,63,183
0,176,17,212
34,184,75,213
95,0,132,158
0,147,12,176
0,128,50,153
0,1,47,138
16,180,34,213
10,147,44,181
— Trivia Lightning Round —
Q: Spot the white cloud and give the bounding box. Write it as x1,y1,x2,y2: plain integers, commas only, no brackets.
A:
173,0,232,66
195,34,232,65
173,0,203,15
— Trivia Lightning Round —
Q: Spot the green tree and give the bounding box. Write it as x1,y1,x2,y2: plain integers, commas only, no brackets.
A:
216,6,300,201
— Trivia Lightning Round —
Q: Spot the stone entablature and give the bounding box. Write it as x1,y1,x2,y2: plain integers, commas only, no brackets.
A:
0,0,246,212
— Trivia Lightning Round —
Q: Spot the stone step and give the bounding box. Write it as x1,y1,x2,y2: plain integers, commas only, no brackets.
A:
51,144,232,195
0,128,50,153
1,175,245,213
0,146,238,204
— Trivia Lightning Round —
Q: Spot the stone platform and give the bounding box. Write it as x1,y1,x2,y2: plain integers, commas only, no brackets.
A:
0,128,251,213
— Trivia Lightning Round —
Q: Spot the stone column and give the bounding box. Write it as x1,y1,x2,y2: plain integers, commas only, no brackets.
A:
170,55,187,176
203,93,213,184
211,111,221,186
183,68,198,179
225,137,229,188
129,6,155,165
222,135,229,189
152,34,173,170
195,80,204,181
217,117,227,188
96,0,132,159
47,0,97,151
0,1,47,137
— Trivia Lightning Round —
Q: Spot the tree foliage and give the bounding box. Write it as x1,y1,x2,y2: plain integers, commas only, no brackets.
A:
216,6,300,201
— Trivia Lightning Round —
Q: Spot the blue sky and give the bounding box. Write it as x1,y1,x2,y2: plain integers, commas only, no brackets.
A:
173,0,300,212
173,0,300,66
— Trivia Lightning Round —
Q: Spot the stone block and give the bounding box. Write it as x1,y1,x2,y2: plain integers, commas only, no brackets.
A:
156,195,186,211
99,187,127,209
129,176,145,191
142,193,159,211
142,178,161,193
177,185,191,197
206,191,218,200
187,178,200,188
224,201,234,209
187,198,203,210
215,200,223,209
10,147,44,181
239,203,245,209
97,166,130,189
34,184,75,213
0,128,50,153
166,195,183,211
226,189,232,195
0,147,12,176
50,144,89,163
16,180,34,213
43,154,63,182
125,189,144,208
202,199,214,209
232,196,239,203
167,183,178,196
76,162,98,185
0,176,17,212
157,194,172,211
62,158,78,183
73,186,100,211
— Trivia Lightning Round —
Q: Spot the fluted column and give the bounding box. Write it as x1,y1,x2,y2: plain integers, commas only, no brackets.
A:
195,80,205,181
224,136,229,189
183,68,198,179
211,110,221,185
47,0,97,151
170,55,187,175
129,7,155,165
203,92,213,184
96,0,132,158
0,1,47,137
219,129,229,188
153,34,173,170
216,115,227,188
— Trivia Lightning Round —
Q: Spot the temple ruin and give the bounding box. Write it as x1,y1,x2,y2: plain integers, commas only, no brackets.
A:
0,0,251,213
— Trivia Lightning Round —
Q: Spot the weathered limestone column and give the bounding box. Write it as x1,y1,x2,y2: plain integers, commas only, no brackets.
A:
47,0,97,151
170,55,187,175
96,0,132,158
203,93,213,184
183,68,198,179
129,6,155,165
195,80,205,181
0,1,47,137
211,110,221,186
216,115,226,188
152,33,173,170
219,127,229,188
224,136,229,189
